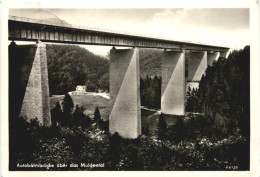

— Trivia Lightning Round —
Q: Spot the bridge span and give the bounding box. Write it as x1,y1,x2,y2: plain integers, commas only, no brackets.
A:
9,16,230,138
9,15,229,52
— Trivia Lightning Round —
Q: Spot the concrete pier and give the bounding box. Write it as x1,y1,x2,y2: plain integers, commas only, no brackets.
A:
220,51,230,58
207,51,220,66
9,42,51,127
109,47,141,138
187,51,207,81
161,51,185,115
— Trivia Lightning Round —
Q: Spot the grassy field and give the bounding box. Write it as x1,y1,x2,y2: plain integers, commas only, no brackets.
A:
50,95,181,135
50,94,109,120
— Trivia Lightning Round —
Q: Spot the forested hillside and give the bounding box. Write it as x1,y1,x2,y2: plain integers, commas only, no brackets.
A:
47,45,163,95
47,45,109,95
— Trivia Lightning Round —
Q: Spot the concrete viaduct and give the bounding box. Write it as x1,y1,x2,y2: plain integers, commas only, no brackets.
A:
9,15,230,138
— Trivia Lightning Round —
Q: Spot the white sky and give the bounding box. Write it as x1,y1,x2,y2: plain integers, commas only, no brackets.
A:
9,8,249,56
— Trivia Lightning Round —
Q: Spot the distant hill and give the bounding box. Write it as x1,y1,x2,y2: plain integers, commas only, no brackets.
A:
20,10,72,26
139,49,163,78
43,18,72,26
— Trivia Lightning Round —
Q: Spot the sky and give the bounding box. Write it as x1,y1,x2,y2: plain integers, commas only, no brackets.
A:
9,8,249,56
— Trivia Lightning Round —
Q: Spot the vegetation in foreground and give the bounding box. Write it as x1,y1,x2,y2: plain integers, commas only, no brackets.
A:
9,111,249,171
9,92,249,171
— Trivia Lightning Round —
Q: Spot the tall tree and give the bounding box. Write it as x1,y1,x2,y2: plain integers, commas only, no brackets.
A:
94,106,101,121
72,105,92,129
62,93,74,125
51,102,62,126
73,105,84,126
94,106,101,129
174,117,185,142
158,113,167,140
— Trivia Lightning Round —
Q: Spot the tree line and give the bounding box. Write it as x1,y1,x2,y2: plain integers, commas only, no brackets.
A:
51,93,108,131
186,46,250,136
140,75,161,109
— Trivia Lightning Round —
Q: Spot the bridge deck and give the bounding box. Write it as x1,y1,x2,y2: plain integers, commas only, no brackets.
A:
8,16,229,52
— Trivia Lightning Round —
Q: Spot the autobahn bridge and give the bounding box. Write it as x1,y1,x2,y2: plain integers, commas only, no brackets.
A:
9,15,230,138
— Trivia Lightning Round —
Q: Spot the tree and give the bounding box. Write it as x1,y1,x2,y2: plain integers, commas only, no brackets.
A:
94,106,101,129
98,73,109,91
73,105,84,126
174,117,185,142
109,132,122,165
187,86,192,97
140,75,161,109
61,93,74,125
87,73,98,84
85,80,97,92
51,102,62,126
153,75,161,108
72,105,92,129
94,106,101,121
186,87,200,113
158,113,167,140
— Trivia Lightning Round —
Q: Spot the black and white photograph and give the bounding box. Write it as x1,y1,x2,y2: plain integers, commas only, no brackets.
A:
0,1,259,176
